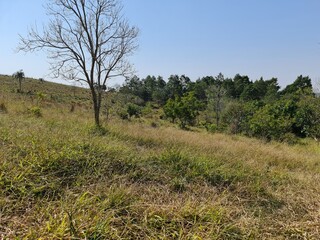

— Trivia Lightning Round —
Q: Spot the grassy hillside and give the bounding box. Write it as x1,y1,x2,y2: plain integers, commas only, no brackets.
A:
1,75,320,239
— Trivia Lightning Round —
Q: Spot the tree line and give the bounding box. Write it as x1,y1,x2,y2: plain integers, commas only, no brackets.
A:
119,73,320,142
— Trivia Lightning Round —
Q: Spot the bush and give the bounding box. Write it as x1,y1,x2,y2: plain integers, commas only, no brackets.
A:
28,106,42,117
117,109,129,120
127,103,141,118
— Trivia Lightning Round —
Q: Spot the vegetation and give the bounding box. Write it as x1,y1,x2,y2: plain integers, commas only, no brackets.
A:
1,74,320,239
164,92,202,129
121,73,320,142
12,69,25,92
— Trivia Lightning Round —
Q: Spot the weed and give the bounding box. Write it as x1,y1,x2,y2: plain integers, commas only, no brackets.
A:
170,177,187,192
28,106,42,117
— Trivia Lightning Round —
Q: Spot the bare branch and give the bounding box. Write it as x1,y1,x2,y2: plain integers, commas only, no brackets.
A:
19,0,138,126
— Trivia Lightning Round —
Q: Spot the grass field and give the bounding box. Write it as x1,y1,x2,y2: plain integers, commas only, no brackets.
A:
1,75,320,239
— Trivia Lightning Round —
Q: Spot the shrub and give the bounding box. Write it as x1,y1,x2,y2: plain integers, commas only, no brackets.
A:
127,103,141,118
117,109,129,120
28,106,42,117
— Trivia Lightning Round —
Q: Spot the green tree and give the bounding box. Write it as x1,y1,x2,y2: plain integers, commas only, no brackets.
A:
295,93,320,139
249,99,297,141
281,75,312,96
164,92,201,129
12,69,25,92
190,76,215,101
163,98,178,123
176,92,201,128
263,78,280,102
166,75,191,99
233,74,251,98
152,76,168,105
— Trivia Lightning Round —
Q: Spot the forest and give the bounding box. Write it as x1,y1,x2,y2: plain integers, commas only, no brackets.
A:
116,73,320,143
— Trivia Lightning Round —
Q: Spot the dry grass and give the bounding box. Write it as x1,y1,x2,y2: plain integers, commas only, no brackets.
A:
1,75,320,239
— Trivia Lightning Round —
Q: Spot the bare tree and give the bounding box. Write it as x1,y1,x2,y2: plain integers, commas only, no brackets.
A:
19,0,138,126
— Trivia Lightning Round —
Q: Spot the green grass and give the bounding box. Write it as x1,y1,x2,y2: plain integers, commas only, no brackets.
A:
1,75,320,239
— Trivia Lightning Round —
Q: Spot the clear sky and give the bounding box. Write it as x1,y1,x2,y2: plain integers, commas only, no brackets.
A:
1,0,320,87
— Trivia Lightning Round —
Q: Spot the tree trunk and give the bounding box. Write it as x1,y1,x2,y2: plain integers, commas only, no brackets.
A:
19,79,22,92
94,101,100,127
216,101,220,128
91,88,101,127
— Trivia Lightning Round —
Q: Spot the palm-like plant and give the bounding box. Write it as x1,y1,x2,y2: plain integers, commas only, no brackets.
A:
13,69,25,92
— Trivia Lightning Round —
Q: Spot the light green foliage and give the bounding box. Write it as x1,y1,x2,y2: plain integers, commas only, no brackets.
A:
249,100,296,141
164,92,202,129
28,106,42,117
36,91,47,106
163,98,178,123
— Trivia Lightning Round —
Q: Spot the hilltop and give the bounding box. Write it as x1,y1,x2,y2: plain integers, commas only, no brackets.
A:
0,75,320,239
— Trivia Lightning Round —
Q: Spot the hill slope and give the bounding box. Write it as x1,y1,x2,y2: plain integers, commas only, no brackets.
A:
1,75,320,239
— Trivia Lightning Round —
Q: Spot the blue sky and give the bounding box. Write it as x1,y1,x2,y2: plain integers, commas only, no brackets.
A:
1,0,320,87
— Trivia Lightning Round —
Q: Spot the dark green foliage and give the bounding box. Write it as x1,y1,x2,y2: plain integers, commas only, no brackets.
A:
120,75,168,105
240,77,280,101
295,94,320,139
127,103,141,118
233,74,251,99
281,75,312,95
166,75,191,99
